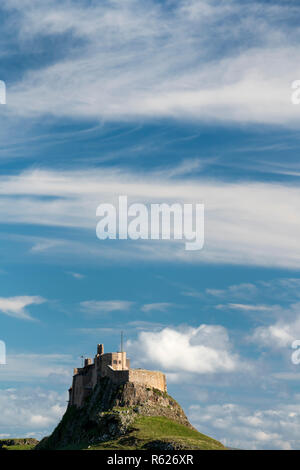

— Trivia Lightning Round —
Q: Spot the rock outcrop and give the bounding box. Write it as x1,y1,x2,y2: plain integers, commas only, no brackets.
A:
36,377,197,450
0,438,39,449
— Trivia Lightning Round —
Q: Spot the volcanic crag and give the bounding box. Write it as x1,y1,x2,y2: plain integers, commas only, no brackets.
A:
36,343,225,450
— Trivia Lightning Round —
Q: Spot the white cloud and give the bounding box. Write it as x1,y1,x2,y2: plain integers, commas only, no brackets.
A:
141,303,173,313
205,284,258,299
127,325,241,374
184,280,300,352
30,238,65,253
67,271,85,280
30,414,54,426
128,321,165,331
252,322,300,350
1,168,300,269
189,400,300,450
0,387,66,438
0,353,73,383
0,0,300,126
272,372,300,381
80,300,134,314
216,303,274,312
0,296,46,321
185,278,300,303
76,321,165,336
252,323,295,349
249,303,300,349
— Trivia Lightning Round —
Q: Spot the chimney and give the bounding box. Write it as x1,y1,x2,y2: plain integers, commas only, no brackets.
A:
97,344,104,355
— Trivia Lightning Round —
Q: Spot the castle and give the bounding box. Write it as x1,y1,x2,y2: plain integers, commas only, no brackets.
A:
68,343,167,407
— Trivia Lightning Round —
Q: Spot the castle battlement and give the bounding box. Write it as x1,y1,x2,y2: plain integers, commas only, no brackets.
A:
68,343,167,407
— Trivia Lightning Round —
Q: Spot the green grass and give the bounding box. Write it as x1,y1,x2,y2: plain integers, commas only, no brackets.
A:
0,438,38,451
1,444,36,450
87,416,225,450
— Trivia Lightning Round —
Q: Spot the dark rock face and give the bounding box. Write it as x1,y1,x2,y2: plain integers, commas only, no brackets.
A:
36,378,193,450
143,440,187,450
114,382,192,428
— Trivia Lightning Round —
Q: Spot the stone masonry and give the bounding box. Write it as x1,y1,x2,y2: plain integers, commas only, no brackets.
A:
68,343,167,407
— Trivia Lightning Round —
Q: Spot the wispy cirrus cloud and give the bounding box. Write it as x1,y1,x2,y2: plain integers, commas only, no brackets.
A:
80,300,134,315
75,321,165,336
66,271,85,280
216,303,274,312
0,353,73,383
0,0,300,126
0,296,46,321
141,303,173,313
1,167,300,269
183,278,300,303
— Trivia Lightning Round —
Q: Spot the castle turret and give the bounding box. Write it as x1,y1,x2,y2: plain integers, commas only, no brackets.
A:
69,342,166,408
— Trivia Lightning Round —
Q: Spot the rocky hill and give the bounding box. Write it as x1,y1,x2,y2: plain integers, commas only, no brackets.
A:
0,438,39,450
36,377,225,450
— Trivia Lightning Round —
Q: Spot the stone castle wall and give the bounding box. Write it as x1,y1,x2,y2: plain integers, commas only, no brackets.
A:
106,365,130,384
71,366,95,408
128,369,167,392
69,344,167,407
106,366,166,392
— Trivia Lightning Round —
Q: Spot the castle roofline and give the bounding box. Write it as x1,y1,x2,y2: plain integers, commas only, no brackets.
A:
69,343,166,407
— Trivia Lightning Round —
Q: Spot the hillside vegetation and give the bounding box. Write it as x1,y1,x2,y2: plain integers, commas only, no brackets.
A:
87,416,225,450
36,378,225,451
0,438,39,450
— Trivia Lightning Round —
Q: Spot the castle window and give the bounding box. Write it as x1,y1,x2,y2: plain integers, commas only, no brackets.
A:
113,360,117,364
119,360,121,364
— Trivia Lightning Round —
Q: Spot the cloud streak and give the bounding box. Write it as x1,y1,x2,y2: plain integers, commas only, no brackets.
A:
0,296,46,321
1,0,300,126
80,300,134,315
0,353,73,383
141,303,173,313
1,167,300,269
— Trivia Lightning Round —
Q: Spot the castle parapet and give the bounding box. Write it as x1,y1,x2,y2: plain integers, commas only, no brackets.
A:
129,369,167,392
69,343,167,407
105,366,166,392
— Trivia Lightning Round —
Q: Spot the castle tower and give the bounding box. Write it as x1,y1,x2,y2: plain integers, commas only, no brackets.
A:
69,342,166,408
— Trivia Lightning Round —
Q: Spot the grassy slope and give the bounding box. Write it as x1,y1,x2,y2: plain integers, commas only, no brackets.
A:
1,444,35,450
5,417,225,450
0,439,36,451
86,416,225,450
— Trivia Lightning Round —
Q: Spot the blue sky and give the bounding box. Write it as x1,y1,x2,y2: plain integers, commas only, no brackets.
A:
1,0,300,449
